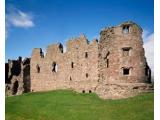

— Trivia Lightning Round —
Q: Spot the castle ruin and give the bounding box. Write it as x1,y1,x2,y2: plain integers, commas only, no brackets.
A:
5,21,153,99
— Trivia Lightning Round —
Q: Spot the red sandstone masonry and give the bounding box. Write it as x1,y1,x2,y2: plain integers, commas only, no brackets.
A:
5,21,152,99
31,35,99,93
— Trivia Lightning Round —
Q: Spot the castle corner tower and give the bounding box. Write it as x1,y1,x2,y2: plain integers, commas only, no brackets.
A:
97,21,152,99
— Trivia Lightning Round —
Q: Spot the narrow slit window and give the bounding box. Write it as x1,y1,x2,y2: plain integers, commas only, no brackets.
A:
36,64,40,73
70,76,72,81
107,59,109,68
71,62,74,68
85,52,88,58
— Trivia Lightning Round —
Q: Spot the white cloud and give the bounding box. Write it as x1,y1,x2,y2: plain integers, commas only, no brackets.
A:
143,30,154,79
6,6,34,38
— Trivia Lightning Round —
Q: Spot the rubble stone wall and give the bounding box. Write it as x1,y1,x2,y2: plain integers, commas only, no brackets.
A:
6,21,152,99
30,35,99,93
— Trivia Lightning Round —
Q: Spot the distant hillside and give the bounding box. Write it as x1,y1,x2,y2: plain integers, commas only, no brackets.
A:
6,90,154,120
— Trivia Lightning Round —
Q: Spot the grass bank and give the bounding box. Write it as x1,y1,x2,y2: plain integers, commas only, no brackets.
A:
6,90,154,120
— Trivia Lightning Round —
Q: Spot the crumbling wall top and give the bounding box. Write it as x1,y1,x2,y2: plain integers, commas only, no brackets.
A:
31,48,44,59
100,21,143,36
119,21,143,32
66,34,90,51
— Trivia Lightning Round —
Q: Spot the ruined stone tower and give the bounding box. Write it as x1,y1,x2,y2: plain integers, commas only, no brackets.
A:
5,21,152,99
99,21,148,83
96,21,152,98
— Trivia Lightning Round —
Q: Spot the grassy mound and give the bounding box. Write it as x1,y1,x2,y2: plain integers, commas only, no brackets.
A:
6,90,154,120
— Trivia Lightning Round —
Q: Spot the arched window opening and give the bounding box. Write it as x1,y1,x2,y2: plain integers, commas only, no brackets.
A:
12,80,19,95
36,64,40,73
82,90,85,93
52,62,58,72
89,90,92,93
122,25,129,34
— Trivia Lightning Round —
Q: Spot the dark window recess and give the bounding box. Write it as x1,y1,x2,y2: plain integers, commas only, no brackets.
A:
70,76,72,81
86,73,88,78
52,62,58,72
85,52,88,58
82,90,85,93
71,62,74,68
36,64,40,73
89,90,92,93
122,25,129,34
123,68,130,75
122,47,131,56
107,59,109,68
133,86,139,89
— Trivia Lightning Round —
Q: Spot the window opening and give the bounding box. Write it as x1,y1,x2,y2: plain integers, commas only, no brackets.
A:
36,64,40,73
122,47,131,56
85,52,88,58
86,73,88,78
82,90,85,93
122,25,129,34
71,62,74,68
70,76,72,81
107,59,109,68
123,68,130,75
52,62,58,72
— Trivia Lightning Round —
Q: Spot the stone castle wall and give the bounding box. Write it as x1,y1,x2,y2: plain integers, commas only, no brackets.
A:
30,35,99,93
6,21,152,99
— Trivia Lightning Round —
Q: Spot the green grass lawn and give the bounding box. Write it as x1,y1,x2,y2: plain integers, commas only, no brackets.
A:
5,90,154,120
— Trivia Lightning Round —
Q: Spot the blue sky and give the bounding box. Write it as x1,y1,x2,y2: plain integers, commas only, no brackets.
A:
5,0,154,60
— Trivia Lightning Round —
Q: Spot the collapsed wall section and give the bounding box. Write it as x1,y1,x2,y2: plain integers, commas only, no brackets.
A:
5,57,30,96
